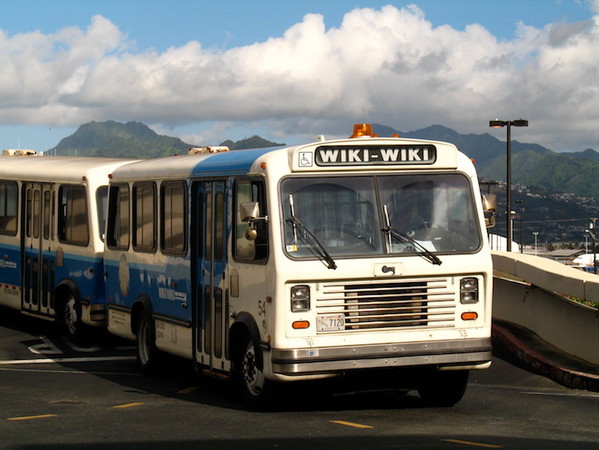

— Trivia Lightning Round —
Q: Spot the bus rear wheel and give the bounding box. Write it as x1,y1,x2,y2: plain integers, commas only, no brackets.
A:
417,370,469,407
62,293,83,342
136,311,160,373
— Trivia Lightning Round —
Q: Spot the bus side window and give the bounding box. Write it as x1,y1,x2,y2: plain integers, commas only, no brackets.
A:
234,179,268,263
26,188,32,237
43,190,52,240
133,182,156,252
160,181,187,255
96,186,108,241
107,183,130,250
0,181,18,236
58,185,89,246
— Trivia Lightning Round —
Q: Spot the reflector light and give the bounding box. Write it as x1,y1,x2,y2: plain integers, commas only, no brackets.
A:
461,312,478,321
292,320,310,329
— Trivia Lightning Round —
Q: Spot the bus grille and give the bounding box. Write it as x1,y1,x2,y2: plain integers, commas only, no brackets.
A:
315,278,455,332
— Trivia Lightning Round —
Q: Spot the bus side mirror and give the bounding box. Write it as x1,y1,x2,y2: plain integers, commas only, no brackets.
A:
240,202,260,222
240,202,268,240
482,194,497,228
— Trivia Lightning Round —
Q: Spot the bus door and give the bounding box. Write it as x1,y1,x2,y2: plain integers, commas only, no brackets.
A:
22,183,55,317
192,180,229,372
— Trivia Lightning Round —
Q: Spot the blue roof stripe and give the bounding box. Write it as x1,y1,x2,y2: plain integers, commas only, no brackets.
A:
190,148,277,176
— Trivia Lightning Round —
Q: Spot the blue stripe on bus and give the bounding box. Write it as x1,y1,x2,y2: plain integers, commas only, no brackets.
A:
0,242,101,265
0,242,20,252
0,243,105,303
39,250,102,264
0,244,20,286
190,148,276,176
104,257,191,320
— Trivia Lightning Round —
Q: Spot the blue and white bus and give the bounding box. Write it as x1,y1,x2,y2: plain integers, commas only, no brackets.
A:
0,151,136,339
104,124,494,406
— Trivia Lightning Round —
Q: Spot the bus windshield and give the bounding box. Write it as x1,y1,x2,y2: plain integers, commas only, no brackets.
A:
281,174,481,260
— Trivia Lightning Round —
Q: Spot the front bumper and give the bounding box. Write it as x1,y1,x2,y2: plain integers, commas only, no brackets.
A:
271,338,492,375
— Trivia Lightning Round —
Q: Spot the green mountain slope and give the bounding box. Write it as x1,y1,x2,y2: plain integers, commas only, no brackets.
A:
373,123,599,198
55,121,191,158
46,119,599,245
54,121,283,158
219,135,284,150
53,119,599,198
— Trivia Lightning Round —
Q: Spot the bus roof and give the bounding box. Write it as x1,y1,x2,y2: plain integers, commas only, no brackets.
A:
108,135,467,181
0,156,138,183
109,147,277,181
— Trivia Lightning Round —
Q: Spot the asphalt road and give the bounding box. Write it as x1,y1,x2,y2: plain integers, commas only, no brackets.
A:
0,307,597,450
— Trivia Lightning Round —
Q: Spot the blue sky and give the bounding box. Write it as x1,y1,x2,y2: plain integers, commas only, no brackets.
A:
1,0,598,152
1,1,592,49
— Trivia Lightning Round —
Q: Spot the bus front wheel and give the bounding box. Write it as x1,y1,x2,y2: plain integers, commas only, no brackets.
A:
417,370,469,407
234,335,273,406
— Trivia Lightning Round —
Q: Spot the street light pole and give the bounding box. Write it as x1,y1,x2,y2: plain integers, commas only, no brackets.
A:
489,119,529,252
516,199,524,253
587,219,597,274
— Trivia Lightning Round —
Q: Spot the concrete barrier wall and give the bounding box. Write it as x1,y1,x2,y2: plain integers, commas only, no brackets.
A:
492,251,599,365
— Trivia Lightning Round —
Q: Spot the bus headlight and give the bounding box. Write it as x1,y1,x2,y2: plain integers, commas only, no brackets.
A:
460,277,479,304
291,285,310,312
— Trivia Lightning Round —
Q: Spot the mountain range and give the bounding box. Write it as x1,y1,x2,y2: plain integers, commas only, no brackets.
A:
372,124,599,198
54,120,599,198
54,121,284,158
50,120,599,246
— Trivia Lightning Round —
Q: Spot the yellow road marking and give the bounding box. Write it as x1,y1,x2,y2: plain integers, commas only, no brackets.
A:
177,386,199,395
330,420,374,429
113,402,144,409
8,414,57,421
442,438,503,448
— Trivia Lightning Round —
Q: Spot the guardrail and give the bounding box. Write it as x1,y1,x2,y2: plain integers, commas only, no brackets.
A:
492,251,599,365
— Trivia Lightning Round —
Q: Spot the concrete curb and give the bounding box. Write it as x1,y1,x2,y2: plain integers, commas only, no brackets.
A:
492,323,599,392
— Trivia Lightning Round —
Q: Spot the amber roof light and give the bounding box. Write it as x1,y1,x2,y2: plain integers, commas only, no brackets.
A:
350,123,378,138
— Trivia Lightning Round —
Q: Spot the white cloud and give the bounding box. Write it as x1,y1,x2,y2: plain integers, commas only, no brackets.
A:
0,6,598,151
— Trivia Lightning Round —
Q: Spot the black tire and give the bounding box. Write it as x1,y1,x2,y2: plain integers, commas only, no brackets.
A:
234,334,274,406
136,311,160,373
417,370,469,407
62,293,83,342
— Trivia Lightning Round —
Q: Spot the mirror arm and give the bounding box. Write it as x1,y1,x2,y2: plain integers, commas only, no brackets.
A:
244,215,269,224
244,215,269,241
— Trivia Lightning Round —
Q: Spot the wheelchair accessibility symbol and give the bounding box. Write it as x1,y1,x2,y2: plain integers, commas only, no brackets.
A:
298,152,313,167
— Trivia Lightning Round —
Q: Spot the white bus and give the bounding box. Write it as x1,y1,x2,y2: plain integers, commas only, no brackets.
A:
0,152,136,339
104,124,494,406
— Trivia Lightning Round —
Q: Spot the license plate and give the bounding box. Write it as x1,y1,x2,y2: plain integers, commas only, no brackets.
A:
317,314,345,332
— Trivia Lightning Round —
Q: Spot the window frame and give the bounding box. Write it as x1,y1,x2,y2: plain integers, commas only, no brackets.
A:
0,180,18,236
233,177,269,264
132,181,157,253
106,183,131,251
160,181,187,256
58,184,90,247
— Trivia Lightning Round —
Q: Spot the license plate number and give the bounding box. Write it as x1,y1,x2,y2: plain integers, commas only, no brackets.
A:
317,314,345,332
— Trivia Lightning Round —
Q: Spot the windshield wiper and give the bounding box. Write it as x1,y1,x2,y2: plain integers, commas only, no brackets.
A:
286,195,337,270
385,227,442,265
382,205,442,266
